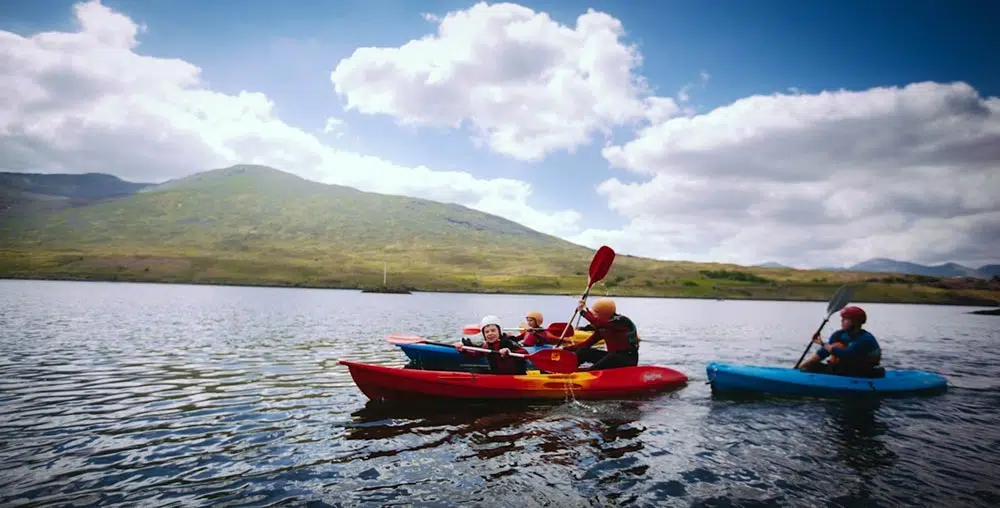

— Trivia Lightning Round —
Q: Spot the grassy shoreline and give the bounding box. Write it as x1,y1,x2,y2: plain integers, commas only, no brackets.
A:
3,271,998,308
6,166,998,309
3,247,998,307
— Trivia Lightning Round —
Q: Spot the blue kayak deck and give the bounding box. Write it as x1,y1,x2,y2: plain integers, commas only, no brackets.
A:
396,342,551,370
706,361,948,397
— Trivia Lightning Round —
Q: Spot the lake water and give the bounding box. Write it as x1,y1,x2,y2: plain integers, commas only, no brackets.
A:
1,279,998,507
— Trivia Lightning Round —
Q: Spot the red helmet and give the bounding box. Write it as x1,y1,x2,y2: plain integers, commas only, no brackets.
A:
840,306,867,325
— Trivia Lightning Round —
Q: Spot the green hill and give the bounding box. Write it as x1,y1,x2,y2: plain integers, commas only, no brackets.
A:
2,164,998,306
1,171,152,217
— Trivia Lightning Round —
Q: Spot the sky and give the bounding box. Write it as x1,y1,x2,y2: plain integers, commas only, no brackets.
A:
1,0,998,269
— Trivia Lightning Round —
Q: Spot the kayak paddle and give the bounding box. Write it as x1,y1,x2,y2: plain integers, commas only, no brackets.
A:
459,345,579,374
387,334,579,373
793,285,855,369
461,321,575,337
386,334,458,349
555,245,615,348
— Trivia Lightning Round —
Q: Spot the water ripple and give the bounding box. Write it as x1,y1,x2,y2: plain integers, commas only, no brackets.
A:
1,280,998,507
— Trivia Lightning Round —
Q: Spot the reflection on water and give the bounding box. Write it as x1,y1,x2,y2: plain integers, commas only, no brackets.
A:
824,399,896,506
1,280,999,507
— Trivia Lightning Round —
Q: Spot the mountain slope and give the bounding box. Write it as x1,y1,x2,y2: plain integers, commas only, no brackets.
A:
1,171,151,216
2,164,999,305
848,258,993,279
0,172,151,198
978,265,1000,278
3,165,594,287
7,164,563,248
757,262,789,269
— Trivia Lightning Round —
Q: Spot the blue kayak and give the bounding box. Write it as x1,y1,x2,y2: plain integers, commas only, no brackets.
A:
396,342,551,371
705,361,948,397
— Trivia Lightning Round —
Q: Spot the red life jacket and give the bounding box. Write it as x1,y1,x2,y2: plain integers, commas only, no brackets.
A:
569,310,640,354
520,330,558,346
461,335,527,374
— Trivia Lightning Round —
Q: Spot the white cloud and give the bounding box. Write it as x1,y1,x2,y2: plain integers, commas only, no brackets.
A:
676,70,709,104
576,81,1000,267
0,0,581,237
321,116,344,137
3,0,995,269
329,2,678,161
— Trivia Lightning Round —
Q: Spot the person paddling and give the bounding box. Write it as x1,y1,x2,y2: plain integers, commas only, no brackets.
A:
518,311,561,346
798,306,883,377
457,315,528,375
558,298,639,370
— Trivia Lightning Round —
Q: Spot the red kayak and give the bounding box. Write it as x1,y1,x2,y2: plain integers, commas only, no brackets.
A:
338,360,689,401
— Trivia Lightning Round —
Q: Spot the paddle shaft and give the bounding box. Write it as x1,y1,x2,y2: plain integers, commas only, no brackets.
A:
404,339,465,349
461,345,528,358
555,284,594,348
793,316,831,369
463,322,573,336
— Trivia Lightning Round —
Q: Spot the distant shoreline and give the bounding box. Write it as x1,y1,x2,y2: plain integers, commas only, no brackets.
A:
3,273,998,308
969,308,1000,316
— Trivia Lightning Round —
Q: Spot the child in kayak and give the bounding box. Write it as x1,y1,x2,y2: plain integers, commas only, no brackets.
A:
798,305,884,377
517,311,561,346
457,315,529,375
558,298,639,370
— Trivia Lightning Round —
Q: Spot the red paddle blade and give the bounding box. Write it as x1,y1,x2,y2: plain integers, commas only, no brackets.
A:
461,324,481,335
588,245,616,285
387,334,426,344
528,349,578,374
546,322,574,337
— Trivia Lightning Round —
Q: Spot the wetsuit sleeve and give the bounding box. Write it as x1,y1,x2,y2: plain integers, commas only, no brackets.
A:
815,330,840,359
502,336,527,354
564,329,600,351
564,309,604,350
830,335,877,358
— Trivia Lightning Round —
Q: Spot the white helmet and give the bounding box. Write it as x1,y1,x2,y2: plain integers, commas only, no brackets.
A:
480,315,501,331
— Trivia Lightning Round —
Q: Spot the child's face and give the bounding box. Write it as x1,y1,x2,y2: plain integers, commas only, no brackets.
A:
483,325,501,343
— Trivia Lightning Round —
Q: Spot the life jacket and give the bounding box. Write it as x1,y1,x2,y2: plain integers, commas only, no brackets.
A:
574,310,640,354
520,330,558,346
462,335,527,374
827,329,881,369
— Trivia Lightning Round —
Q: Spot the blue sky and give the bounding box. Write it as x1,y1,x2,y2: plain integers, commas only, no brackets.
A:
2,0,997,267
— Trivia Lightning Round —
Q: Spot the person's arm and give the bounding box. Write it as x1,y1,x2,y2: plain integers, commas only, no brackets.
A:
799,352,823,369
456,341,486,358
828,336,876,358
563,328,600,351
499,336,527,356
563,301,606,350
799,331,832,368
812,330,842,360
510,337,528,355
